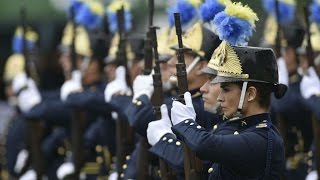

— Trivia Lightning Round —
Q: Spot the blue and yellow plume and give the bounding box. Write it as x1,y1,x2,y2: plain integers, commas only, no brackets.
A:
168,0,199,27
74,0,105,30
212,2,258,46
309,0,320,27
12,26,38,53
106,0,132,33
200,0,231,22
262,0,296,25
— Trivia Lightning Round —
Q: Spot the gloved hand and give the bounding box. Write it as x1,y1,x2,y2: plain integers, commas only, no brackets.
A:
57,162,75,180
108,172,118,180
171,92,196,125
104,66,132,102
277,57,289,86
300,67,320,99
132,74,154,100
14,149,29,174
19,169,36,180
12,74,42,113
12,73,28,94
60,70,82,101
147,104,173,146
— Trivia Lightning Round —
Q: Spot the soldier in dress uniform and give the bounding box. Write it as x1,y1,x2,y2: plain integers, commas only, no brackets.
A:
261,0,314,178
165,2,286,179
300,1,320,179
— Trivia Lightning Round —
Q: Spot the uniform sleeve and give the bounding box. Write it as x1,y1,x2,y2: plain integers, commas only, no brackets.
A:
24,99,72,127
149,133,184,172
66,90,117,115
126,95,155,137
304,95,320,120
172,120,268,173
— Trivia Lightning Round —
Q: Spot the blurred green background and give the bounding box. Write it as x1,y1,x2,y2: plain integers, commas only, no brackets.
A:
0,0,313,99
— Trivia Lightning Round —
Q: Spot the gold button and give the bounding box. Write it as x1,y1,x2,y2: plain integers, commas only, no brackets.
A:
137,101,142,106
126,155,131,160
132,99,138,104
185,120,189,123
95,145,102,152
120,173,124,178
208,167,214,173
176,141,181,146
168,139,173,143
190,123,194,126
96,156,103,164
213,125,218,130
197,125,201,129
122,164,127,169
308,160,312,166
162,137,167,141
234,131,239,135
58,147,65,155
308,151,313,157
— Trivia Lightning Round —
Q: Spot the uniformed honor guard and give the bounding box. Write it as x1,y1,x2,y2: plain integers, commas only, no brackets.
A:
157,2,287,179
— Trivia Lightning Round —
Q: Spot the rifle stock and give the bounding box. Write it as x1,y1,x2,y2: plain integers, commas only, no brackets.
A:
174,13,202,180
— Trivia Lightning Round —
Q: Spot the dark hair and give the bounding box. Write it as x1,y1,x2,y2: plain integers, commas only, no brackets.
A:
235,81,273,109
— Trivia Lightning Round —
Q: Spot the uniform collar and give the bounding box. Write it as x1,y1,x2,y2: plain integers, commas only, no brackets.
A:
227,113,271,129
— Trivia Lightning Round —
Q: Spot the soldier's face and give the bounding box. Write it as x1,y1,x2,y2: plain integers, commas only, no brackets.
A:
59,53,72,79
167,53,199,86
200,75,221,113
284,47,298,75
105,64,117,82
218,82,241,118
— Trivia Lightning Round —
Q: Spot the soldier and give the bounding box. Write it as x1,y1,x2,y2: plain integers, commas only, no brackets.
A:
261,0,314,178
166,2,286,179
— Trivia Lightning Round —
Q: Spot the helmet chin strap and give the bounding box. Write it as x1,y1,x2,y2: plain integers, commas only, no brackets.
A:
169,56,201,86
230,81,248,121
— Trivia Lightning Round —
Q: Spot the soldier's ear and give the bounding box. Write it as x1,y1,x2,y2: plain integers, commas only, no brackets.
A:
247,86,257,102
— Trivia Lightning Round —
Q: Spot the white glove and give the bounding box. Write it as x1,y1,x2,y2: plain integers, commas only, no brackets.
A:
306,170,318,180
57,162,75,180
16,78,42,113
104,66,132,102
19,169,36,180
108,172,118,180
14,149,29,174
300,67,320,99
60,70,82,101
133,74,154,100
12,73,28,94
277,57,289,86
171,92,196,125
147,104,174,146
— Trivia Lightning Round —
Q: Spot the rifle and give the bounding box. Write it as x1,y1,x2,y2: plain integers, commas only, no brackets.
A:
114,7,135,179
304,6,315,68
174,13,203,180
150,26,177,180
274,0,281,59
20,2,45,179
304,5,320,178
68,5,87,179
136,0,154,179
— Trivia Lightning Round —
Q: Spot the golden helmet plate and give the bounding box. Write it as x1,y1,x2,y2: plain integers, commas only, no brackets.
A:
207,41,249,78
